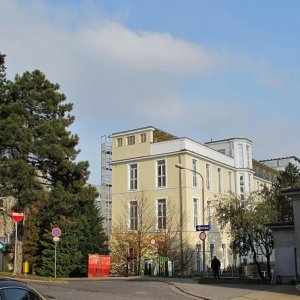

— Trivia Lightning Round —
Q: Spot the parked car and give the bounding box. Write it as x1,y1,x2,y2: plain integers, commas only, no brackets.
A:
0,278,56,300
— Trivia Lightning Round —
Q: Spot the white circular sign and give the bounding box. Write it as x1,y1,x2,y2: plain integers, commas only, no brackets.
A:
199,231,206,241
150,238,156,245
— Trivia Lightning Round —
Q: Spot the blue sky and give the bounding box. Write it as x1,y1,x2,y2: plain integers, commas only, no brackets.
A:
1,0,299,184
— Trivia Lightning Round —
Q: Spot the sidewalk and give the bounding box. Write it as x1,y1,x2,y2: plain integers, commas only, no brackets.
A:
139,277,300,300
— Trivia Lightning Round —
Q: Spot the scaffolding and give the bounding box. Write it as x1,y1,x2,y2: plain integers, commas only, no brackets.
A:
100,136,112,235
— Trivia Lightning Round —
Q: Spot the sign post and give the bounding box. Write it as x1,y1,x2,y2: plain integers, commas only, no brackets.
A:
11,210,24,275
199,231,207,278
52,228,61,278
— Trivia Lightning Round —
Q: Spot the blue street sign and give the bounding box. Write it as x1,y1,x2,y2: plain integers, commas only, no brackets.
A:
196,224,210,231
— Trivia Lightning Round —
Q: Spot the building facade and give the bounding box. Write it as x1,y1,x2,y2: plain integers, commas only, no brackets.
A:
110,126,277,273
260,156,300,172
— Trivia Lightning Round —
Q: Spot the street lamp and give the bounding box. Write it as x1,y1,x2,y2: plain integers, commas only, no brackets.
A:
175,163,205,276
175,163,184,274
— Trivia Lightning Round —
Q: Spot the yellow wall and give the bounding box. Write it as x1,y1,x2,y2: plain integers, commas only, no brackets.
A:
111,127,274,270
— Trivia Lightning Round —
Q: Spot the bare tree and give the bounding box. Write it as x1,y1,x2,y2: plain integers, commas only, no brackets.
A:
110,192,195,276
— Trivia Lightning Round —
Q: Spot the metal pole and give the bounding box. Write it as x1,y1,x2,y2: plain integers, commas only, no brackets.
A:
13,221,17,275
54,241,57,278
178,165,184,274
203,239,206,277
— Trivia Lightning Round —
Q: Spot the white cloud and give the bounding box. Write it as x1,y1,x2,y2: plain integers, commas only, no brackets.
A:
83,22,220,73
1,0,298,184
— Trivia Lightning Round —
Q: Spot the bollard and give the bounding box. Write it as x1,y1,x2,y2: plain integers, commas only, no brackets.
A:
23,260,29,275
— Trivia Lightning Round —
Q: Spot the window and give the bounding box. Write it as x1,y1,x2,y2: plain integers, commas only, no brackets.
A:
207,200,214,229
157,159,166,187
127,135,135,145
248,174,252,194
140,133,146,143
117,138,123,147
246,145,250,168
240,173,244,195
192,159,198,187
217,168,222,194
228,172,233,193
129,201,138,230
3,288,42,300
238,144,244,168
129,163,138,190
193,198,199,229
205,164,211,190
157,199,166,230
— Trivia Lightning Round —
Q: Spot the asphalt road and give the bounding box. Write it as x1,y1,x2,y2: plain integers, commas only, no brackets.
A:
31,278,200,300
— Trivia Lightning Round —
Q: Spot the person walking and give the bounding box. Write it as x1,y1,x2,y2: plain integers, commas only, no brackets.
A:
211,256,221,279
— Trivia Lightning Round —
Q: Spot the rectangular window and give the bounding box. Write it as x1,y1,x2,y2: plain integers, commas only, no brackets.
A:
129,163,138,190
127,135,135,145
207,200,214,229
157,199,167,230
217,168,222,194
117,138,123,147
157,159,166,187
248,174,252,194
193,198,199,229
192,159,198,187
238,144,244,168
246,145,250,168
129,201,138,230
205,164,211,190
228,171,232,193
240,173,244,195
140,133,146,143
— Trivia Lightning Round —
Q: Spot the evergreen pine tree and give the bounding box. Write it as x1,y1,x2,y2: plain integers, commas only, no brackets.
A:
0,60,108,276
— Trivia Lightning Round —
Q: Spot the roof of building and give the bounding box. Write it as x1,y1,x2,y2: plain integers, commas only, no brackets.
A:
260,156,300,163
205,137,252,144
110,126,178,142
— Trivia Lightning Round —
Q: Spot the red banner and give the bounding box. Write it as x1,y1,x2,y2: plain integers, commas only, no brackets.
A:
88,254,111,277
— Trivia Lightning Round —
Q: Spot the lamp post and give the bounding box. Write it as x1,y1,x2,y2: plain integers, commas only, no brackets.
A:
176,163,184,274
175,163,205,277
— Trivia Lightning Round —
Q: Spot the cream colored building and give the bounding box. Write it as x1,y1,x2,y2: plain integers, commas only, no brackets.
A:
110,126,277,272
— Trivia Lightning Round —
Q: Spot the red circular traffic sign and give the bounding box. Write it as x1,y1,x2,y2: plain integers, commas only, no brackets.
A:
199,231,206,241
11,210,24,223
52,227,61,237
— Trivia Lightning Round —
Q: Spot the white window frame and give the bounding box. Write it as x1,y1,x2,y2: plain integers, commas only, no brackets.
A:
248,174,252,194
192,159,199,188
228,171,232,193
217,167,222,194
207,200,214,229
205,163,211,190
238,144,244,168
140,133,146,143
193,197,199,229
239,173,245,195
157,198,167,230
129,200,138,231
246,145,251,168
129,163,138,190
127,135,135,145
117,138,123,147
157,159,166,188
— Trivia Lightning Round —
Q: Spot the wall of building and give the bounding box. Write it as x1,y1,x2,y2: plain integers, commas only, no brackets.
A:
110,127,275,272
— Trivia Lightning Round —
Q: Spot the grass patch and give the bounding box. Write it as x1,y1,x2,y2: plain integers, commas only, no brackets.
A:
0,272,64,282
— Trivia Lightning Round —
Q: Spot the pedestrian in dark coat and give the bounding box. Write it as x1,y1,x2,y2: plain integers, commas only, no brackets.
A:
211,256,221,279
